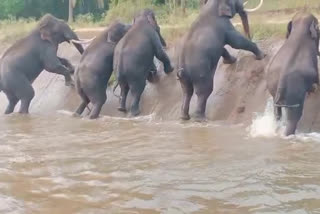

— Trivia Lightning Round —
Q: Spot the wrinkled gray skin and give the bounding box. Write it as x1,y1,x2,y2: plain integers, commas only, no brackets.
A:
132,9,167,83
0,14,84,114
114,9,173,116
266,12,320,136
178,0,265,121
74,21,130,119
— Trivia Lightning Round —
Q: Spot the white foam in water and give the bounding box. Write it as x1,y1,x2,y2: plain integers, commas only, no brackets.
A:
294,132,320,143
248,97,284,138
56,110,75,116
102,113,156,122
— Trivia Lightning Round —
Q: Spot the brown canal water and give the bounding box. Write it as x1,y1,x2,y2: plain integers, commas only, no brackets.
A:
1,108,320,213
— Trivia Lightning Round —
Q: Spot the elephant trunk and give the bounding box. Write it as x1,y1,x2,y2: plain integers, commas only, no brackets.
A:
66,31,85,54
239,11,251,39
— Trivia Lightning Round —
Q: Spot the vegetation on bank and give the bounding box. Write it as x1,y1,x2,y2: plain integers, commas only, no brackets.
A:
0,0,319,44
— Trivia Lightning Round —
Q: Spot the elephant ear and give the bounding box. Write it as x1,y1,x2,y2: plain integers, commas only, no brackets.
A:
286,21,292,39
310,20,319,40
146,13,157,29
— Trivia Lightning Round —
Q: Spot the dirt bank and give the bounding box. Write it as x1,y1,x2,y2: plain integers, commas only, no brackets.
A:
0,32,320,133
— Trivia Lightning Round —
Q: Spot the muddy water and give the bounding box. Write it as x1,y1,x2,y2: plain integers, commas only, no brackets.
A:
1,36,320,213
1,111,320,214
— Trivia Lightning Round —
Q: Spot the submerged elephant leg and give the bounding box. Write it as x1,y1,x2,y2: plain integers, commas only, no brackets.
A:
89,93,106,120
274,106,282,121
226,30,265,60
11,76,35,114
194,78,213,121
129,81,146,117
222,48,237,64
180,78,194,120
4,92,19,114
18,85,35,114
285,104,303,136
74,90,90,117
118,82,129,112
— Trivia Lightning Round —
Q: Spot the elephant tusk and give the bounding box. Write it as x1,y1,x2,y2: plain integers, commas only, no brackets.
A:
244,0,264,12
71,37,96,44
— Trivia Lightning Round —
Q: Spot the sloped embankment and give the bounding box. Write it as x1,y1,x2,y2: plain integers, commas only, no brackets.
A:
0,35,320,133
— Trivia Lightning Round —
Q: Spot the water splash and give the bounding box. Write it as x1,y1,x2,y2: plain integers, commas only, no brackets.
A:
248,97,284,138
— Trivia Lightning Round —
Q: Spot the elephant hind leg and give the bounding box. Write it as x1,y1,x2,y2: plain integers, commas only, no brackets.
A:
179,77,194,120
129,80,146,117
14,78,35,114
89,94,106,120
118,82,129,113
194,78,213,121
274,106,282,121
74,89,90,117
285,104,303,136
4,92,19,114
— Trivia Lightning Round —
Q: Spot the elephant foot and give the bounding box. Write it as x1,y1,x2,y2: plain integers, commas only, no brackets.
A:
255,51,266,60
117,107,127,113
180,114,190,121
72,112,81,118
65,79,75,87
147,71,159,83
194,113,206,122
130,108,140,117
223,56,237,64
88,115,99,120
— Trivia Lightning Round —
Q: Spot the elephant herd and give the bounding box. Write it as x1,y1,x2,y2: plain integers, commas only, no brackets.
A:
0,0,319,136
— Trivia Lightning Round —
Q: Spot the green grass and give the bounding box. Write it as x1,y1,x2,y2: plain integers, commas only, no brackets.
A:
0,0,320,45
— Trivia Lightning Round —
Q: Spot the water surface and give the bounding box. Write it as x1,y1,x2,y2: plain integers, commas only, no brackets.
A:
1,112,320,214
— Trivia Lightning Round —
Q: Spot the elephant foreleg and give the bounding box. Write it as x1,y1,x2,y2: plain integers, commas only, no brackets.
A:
58,57,75,74
226,30,265,60
222,48,237,64
147,60,159,83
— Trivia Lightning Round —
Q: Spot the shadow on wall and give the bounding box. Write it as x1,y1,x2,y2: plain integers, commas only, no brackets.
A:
1,36,320,133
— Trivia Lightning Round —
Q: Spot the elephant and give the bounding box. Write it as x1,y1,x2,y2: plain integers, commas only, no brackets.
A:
0,14,84,114
113,9,174,116
177,0,265,121
266,12,320,136
73,21,130,119
131,9,168,83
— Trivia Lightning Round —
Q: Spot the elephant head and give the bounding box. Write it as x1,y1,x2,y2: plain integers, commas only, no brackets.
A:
206,0,263,39
286,13,320,56
133,9,167,47
105,21,131,44
38,14,84,54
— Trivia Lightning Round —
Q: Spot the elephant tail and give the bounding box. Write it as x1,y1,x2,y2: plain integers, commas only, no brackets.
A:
274,86,300,108
112,82,120,99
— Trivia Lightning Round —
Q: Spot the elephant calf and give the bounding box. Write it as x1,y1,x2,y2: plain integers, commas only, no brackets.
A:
0,14,84,114
178,0,265,121
114,9,173,116
74,21,130,119
266,12,320,136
